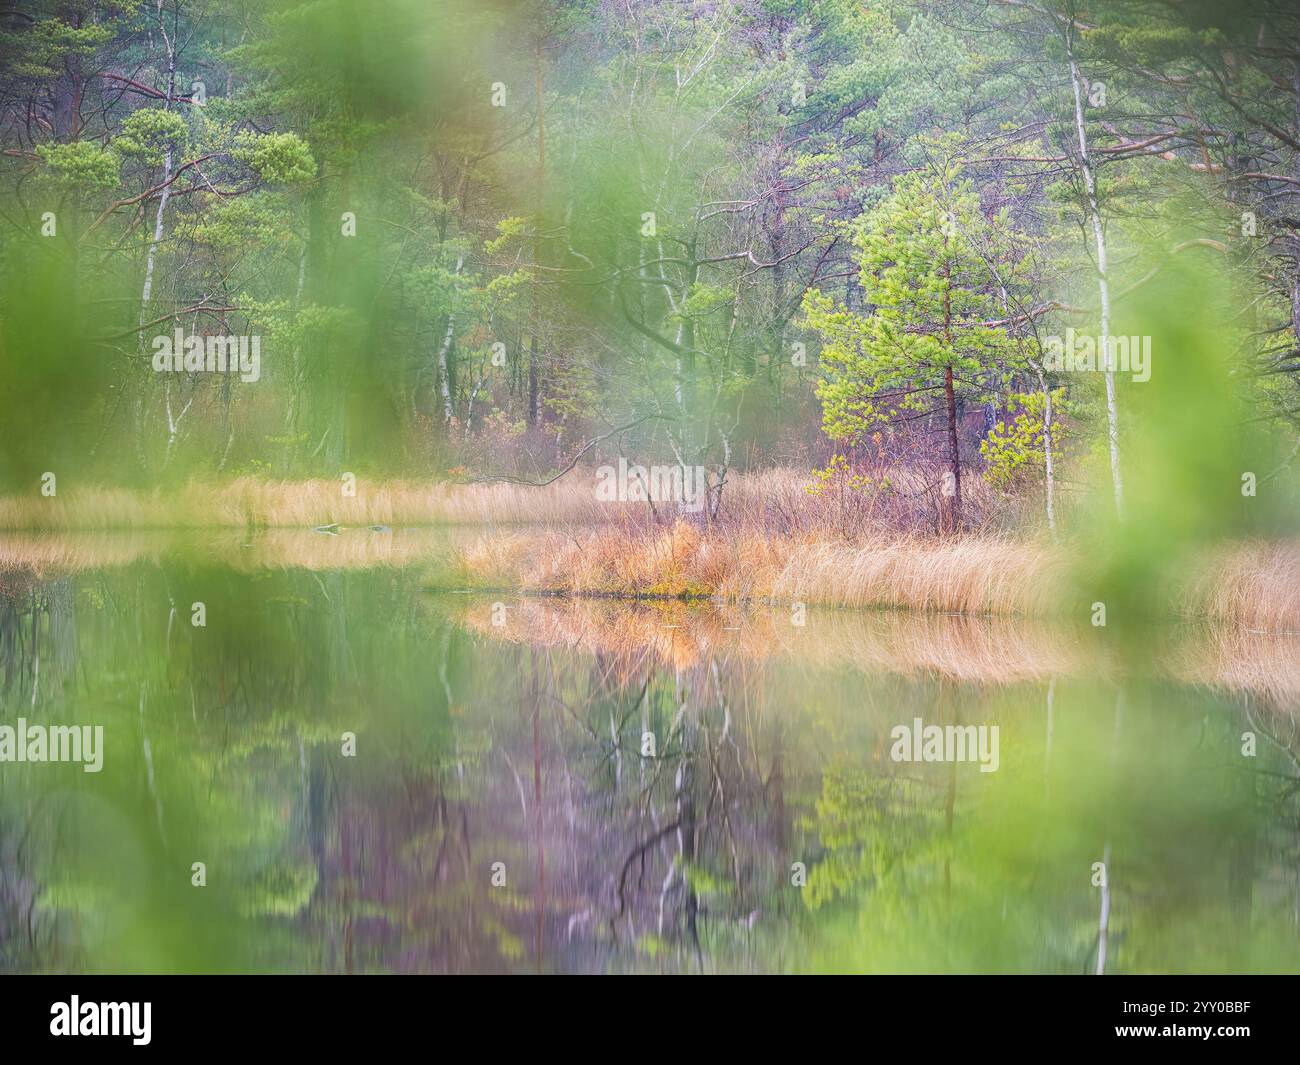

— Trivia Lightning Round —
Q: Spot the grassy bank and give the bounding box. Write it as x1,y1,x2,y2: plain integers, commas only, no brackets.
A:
3,474,1297,633
0,527,467,577
0,477,619,530
446,521,1300,633
0,468,1012,531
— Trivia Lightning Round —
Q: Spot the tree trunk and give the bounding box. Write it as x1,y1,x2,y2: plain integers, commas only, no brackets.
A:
527,51,546,431
139,9,179,469
939,265,962,532
1068,29,1124,521
140,8,177,332
1036,363,1058,541
527,336,539,427
942,363,962,532
436,253,464,426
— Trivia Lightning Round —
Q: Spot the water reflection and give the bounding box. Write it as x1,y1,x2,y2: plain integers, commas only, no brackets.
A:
1,559,1298,973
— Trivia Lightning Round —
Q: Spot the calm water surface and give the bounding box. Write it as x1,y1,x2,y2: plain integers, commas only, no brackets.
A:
1,535,1298,973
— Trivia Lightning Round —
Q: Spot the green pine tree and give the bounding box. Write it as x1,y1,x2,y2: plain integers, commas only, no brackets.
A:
803,159,1032,530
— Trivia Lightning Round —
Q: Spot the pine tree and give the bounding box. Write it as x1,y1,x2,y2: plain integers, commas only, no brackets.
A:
803,160,1031,530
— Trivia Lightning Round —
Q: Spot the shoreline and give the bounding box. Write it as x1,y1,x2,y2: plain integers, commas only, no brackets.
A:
1,475,1297,635
445,522,1300,634
0,521,1297,635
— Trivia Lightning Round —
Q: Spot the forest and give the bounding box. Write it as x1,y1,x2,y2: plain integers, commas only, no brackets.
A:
0,0,1295,545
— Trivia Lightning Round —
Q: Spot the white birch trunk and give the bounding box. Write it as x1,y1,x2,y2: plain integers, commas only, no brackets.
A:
436,253,464,425
1068,37,1124,521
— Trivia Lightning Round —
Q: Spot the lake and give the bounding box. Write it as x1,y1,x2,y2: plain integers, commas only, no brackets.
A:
2,531,1298,973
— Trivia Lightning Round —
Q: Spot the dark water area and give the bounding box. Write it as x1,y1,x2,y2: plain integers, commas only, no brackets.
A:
1,549,1298,974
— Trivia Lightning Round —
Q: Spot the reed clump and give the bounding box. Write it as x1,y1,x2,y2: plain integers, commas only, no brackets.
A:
446,522,1300,632
449,522,1069,616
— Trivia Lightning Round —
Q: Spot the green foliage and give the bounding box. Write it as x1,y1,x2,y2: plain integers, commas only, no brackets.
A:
116,108,190,163
182,196,297,255
980,389,1070,491
678,283,734,322
0,0,1295,515
233,131,316,185
36,141,120,191
803,164,1030,447
0,10,117,81
805,453,880,496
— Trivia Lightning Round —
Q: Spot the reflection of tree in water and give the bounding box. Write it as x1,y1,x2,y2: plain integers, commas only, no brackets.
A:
307,634,807,974
0,570,79,968
799,679,1300,974
4,570,1300,973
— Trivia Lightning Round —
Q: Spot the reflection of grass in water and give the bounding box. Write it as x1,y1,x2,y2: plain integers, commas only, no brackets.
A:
453,595,1300,707
455,593,1086,681
0,531,175,575
6,557,1298,974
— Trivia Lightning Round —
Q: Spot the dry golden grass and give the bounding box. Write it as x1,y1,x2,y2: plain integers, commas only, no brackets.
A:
0,527,474,577
447,521,1300,631
765,535,1065,614
709,465,1009,532
0,476,615,530
1179,541,1300,633
450,522,1069,615
0,466,1007,532
3,472,1297,632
